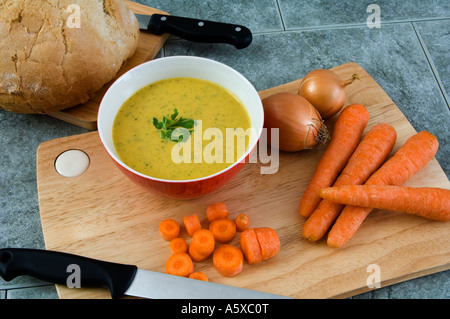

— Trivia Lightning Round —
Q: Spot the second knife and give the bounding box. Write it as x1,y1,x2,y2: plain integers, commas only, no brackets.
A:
136,13,252,49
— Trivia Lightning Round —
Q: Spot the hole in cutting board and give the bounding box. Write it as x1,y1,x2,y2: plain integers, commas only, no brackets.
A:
54,149,90,177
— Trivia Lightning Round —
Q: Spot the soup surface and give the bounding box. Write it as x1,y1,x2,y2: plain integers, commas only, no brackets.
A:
112,77,251,180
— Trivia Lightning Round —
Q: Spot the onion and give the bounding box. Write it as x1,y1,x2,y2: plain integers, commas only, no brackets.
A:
298,69,359,119
262,92,328,152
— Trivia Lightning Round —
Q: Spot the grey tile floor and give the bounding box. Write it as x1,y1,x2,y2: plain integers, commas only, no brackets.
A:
0,0,449,299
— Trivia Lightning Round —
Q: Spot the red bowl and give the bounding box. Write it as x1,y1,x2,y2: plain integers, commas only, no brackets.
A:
98,56,264,199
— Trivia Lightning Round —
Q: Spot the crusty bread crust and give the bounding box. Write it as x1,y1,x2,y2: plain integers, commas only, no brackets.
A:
0,0,139,113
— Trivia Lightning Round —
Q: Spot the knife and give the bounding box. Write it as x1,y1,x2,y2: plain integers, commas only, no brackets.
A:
136,13,252,49
0,248,289,299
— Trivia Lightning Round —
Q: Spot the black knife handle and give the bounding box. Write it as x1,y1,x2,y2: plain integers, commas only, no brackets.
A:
148,14,252,49
0,248,137,298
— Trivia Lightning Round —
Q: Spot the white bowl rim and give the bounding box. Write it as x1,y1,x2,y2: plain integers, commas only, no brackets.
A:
98,55,264,184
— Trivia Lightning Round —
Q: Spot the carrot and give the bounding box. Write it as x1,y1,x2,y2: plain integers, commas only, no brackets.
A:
299,104,370,218
206,202,229,222
183,213,201,237
240,229,262,264
170,237,188,254
209,218,236,244
327,131,439,248
254,227,281,261
189,272,209,281
188,247,208,263
240,227,280,264
165,252,194,277
319,185,450,221
188,229,215,262
159,219,180,241
303,123,397,241
235,213,250,232
213,244,244,277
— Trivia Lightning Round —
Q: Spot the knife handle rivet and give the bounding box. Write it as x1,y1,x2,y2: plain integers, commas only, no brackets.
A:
160,16,167,22
198,21,204,27
235,27,241,32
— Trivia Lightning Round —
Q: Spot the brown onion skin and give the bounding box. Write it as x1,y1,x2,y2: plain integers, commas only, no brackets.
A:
262,92,325,152
298,69,347,119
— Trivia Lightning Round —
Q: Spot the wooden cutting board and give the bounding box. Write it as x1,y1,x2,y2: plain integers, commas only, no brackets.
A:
48,1,170,130
36,62,450,299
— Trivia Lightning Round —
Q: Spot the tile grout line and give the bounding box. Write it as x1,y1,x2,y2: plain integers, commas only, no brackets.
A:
162,17,450,43
275,0,286,31
411,22,450,110
263,16,450,34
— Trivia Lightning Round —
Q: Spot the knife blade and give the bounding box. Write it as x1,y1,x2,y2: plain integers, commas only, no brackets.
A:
136,13,252,49
0,248,289,299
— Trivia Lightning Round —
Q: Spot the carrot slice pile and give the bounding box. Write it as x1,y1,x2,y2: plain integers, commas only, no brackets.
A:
161,203,281,280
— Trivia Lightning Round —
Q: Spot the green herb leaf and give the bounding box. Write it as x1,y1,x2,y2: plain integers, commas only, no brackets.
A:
175,118,195,128
152,117,163,129
171,108,178,120
153,109,195,142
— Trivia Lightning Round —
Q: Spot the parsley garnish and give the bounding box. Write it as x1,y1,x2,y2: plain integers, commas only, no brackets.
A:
152,108,195,142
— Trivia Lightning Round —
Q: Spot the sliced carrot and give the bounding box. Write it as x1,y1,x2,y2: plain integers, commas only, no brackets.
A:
303,123,397,241
188,229,215,261
254,227,281,261
240,229,262,264
213,244,244,277
319,185,450,221
159,219,180,241
206,202,229,222
191,229,215,254
165,252,194,277
189,246,209,263
299,104,370,218
327,131,439,248
209,218,236,244
189,272,209,281
170,237,188,254
183,213,201,237
234,213,250,232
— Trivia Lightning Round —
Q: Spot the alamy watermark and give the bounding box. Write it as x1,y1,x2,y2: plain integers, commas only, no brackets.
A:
366,263,381,289
66,264,81,288
66,4,81,28
366,4,381,28
170,121,280,174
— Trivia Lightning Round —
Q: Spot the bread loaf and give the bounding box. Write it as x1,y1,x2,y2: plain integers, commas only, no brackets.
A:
0,0,139,113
